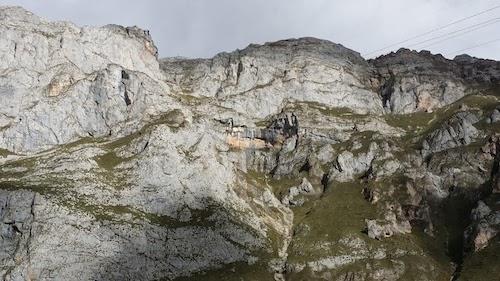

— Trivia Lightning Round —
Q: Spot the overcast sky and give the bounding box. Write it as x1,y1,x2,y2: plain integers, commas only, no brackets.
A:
0,0,499,60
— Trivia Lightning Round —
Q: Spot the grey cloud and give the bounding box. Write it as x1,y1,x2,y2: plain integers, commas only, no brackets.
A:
0,0,499,60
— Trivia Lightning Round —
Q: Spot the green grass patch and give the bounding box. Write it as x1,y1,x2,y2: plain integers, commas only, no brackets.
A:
0,181,60,196
93,152,131,171
0,156,39,179
244,169,302,199
173,259,275,281
287,181,376,263
177,93,210,106
384,110,435,133
0,148,15,158
284,101,367,120
285,178,455,280
459,237,500,280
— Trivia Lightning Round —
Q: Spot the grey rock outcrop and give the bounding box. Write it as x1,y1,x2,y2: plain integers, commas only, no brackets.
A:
0,6,170,154
374,49,500,114
374,49,467,113
365,205,412,240
488,107,500,123
0,6,292,281
422,111,481,154
281,177,314,206
1,5,500,281
465,201,499,252
161,37,385,119
329,142,379,182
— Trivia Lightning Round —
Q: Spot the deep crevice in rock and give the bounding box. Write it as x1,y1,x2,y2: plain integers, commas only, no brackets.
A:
298,160,311,173
320,172,329,193
124,90,131,106
380,72,395,110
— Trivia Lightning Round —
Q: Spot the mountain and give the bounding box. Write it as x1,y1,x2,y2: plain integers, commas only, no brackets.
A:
0,6,499,281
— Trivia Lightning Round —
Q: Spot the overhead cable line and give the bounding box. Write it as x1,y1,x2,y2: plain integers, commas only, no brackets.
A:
406,17,500,48
363,3,500,56
447,38,500,56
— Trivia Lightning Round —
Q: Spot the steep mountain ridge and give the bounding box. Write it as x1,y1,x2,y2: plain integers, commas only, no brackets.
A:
0,6,499,281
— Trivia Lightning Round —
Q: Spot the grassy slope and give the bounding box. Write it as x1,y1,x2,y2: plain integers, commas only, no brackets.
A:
286,180,452,280
0,89,499,280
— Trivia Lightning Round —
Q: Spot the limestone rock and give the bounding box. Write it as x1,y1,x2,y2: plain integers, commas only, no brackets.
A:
365,207,411,240
373,49,467,114
490,107,500,123
281,177,314,206
422,111,481,154
465,201,500,252
0,6,169,154
1,5,500,281
329,142,379,182
161,37,385,119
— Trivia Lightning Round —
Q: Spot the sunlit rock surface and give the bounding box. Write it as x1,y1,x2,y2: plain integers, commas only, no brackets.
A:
1,6,500,281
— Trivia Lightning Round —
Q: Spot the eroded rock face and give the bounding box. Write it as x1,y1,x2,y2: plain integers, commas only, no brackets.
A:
373,49,500,114
161,37,385,119
1,6,500,281
465,201,499,252
329,141,379,182
423,111,481,154
0,6,168,154
281,177,314,206
373,50,467,114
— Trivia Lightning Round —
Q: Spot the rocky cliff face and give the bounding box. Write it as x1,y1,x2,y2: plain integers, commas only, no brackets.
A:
0,6,499,281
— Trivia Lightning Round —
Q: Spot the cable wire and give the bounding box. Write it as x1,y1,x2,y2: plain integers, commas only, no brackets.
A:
411,17,500,49
447,38,500,56
363,3,500,56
